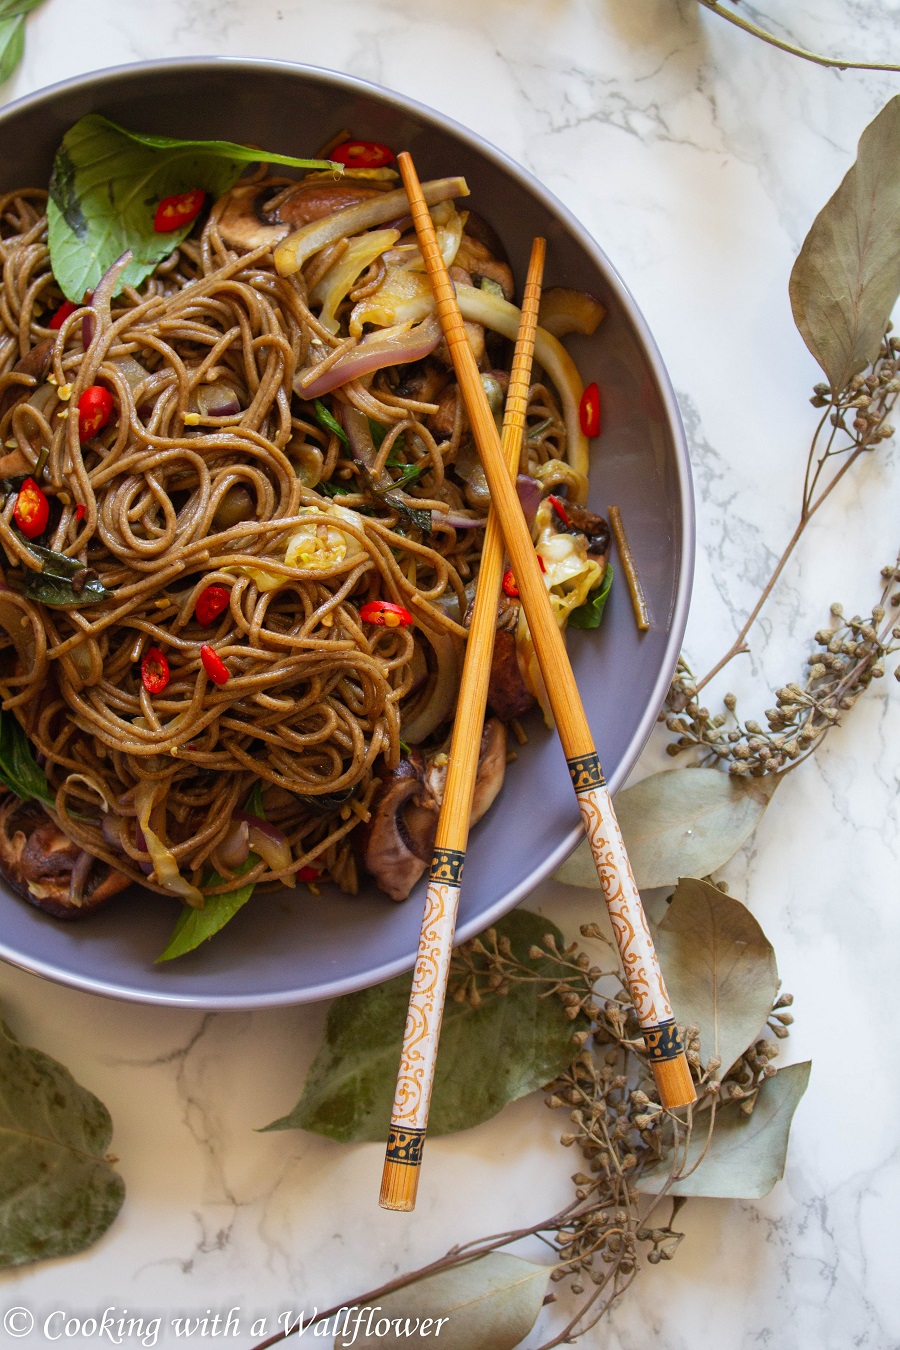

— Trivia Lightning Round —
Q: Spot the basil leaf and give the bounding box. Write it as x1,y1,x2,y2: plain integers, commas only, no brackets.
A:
16,543,111,608
320,481,352,497
567,563,613,630
367,418,388,451
0,15,24,85
313,398,350,449
0,708,54,805
47,115,339,303
157,858,257,962
359,464,432,534
0,1015,125,1268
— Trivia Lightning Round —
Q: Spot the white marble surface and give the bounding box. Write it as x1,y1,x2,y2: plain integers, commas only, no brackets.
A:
2,2,899,1347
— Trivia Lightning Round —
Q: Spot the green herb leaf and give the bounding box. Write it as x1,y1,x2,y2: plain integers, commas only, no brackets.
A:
789,94,900,390
553,768,779,891
567,563,613,630
640,1061,811,1199
0,708,54,805
655,878,778,1076
243,782,266,819
335,1253,551,1350
313,398,350,449
359,464,432,534
262,909,587,1139
47,115,339,303
389,462,423,491
15,543,111,609
319,481,352,498
0,15,24,85
156,860,257,962
0,1015,125,1267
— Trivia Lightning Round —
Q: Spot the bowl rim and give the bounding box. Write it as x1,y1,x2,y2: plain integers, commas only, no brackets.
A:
0,56,694,1007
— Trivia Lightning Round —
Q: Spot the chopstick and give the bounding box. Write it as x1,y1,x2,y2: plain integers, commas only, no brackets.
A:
396,150,697,1117
379,237,548,1213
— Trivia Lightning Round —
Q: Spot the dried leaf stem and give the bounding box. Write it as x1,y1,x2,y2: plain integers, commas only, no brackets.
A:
694,336,899,695
249,925,793,1350
696,0,900,74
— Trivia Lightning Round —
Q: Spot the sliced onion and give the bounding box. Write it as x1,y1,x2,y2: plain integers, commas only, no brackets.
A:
401,628,463,744
537,287,605,339
135,780,204,906
193,381,242,418
232,810,295,885
456,285,590,478
112,354,151,395
211,819,251,872
516,474,542,528
432,509,486,531
296,315,442,399
68,850,94,909
340,404,378,469
275,177,470,276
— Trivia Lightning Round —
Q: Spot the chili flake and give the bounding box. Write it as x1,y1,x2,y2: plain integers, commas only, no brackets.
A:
13,478,49,539
200,643,230,685
359,600,413,628
579,382,601,438
141,646,170,695
154,189,206,233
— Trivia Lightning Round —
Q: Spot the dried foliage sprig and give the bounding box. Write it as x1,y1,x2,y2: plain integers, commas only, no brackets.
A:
696,0,900,73
251,886,805,1350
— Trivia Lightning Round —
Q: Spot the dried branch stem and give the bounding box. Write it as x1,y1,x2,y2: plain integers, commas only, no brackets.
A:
697,0,900,73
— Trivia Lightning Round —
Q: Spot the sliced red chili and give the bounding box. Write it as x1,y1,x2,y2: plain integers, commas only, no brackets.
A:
75,503,85,521
297,864,321,883
359,600,413,628
195,585,230,626
13,477,49,539
502,554,545,598
200,643,230,685
548,494,571,527
330,140,395,170
579,382,601,438
78,385,114,441
48,299,77,330
154,189,206,233
141,646,170,695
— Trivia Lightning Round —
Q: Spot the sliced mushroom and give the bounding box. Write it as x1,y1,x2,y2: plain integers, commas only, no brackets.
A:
359,757,431,902
558,502,611,560
0,792,130,919
454,234,514,300
360,720,509,901
0,337,54,421
485,593,536,721
217,180,389,252
394,358,450,406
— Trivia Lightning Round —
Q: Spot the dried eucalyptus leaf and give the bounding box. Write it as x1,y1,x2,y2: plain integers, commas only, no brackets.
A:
655,877,778,1074
0,1017,125,1267
334,1253,550,1350
262,909,586,1140
553,768,778,891
789,94,900,390
639,1062,811,1199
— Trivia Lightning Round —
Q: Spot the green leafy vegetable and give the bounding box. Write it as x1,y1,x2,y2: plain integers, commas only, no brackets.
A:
157,865,256,962
789,94,900,390
0,707,54,805
553,767,778,891
47,115,339,302
568,563,613,630
313,398,350,449
335,1254,551,1350
158,785,266,961
0,15,24,85
0,1015,125,1268
640,1061,811,1199
655,878,778,1077
359,464,432,534
16,543,111,609
262,909,587,1139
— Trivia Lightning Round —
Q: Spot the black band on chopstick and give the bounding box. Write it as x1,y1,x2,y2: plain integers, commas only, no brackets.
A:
642,1019,684,1062
385,1125,427,1166
566,752,605,792
430,848,465,885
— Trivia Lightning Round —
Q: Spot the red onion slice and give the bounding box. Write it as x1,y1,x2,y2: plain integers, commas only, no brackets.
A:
296,315,442,398
516,474,542,528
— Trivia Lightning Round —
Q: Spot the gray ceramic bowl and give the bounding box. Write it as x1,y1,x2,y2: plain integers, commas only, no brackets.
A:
0,58,692,1007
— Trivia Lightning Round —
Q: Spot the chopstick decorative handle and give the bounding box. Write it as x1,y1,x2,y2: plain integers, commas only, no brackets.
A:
380,851,463,1210
396,151,696,1113
380,238,548,1212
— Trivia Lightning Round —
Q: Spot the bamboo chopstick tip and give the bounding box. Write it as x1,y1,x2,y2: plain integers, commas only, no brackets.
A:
379,1159,420,1212
651,1052,697,1110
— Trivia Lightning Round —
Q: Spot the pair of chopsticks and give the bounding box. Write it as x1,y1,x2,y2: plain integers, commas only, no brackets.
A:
379,154,695,1213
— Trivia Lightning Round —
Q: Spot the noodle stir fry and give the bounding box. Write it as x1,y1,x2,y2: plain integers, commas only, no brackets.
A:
0,137,608,950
